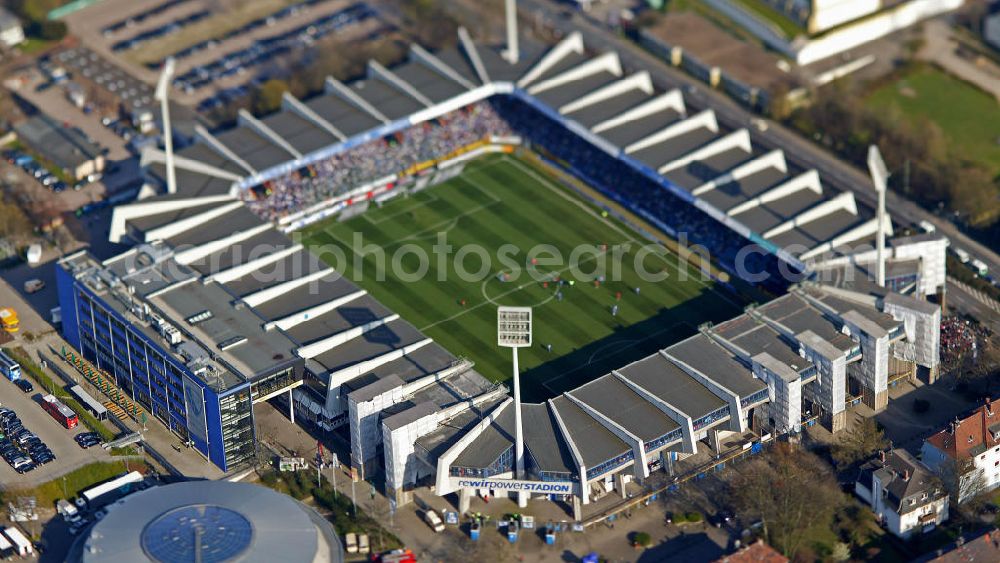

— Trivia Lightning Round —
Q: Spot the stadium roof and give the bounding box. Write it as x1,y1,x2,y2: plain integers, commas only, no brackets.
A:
126,29,891,267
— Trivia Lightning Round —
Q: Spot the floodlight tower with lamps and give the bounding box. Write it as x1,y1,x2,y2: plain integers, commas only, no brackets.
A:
497,306,531,508
867,145,890,287
155,58,177,195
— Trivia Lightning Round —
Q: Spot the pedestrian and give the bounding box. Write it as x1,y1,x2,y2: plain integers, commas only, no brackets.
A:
611,304,618,317
634,286,641,295
546,343,552,353
556,291,563,302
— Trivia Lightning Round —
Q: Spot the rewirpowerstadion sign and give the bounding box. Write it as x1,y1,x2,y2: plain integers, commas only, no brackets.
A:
452,477,577,495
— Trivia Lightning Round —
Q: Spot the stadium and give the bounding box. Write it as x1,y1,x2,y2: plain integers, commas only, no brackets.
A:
57,27,948,519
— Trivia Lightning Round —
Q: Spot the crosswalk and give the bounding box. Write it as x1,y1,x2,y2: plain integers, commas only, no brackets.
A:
948,277,1000,314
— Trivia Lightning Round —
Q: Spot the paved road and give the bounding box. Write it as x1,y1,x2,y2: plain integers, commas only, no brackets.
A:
523,0,1000,278
946,279,1000,333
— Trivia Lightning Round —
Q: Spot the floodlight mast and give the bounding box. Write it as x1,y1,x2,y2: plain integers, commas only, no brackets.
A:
503,0,519,64
867,145,889,287
498,306,531,508
155,58,177,195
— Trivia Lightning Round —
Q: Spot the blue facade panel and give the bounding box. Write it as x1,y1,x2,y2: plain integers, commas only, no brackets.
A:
55,265,230,472
55,263,81,350
203,386,227,472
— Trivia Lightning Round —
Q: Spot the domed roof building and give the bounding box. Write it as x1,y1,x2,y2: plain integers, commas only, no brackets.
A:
70,480,343,563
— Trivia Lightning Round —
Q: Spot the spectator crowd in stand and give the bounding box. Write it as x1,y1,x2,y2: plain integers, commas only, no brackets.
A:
241,96,793,289
940,316,991,368
241,103,512,222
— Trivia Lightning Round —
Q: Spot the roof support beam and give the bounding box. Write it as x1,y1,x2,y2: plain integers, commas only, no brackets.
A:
237,109,302,159
457,27,490,85
410,44,476,90
241,268,336,307
173,223,271,266
726,170,821,217
559,71,653,115
143,200,245,242
297,314,401,359
661,350,747,433
108,194,235,243
194,125,257,175
591,89,686,134
324,76,390,124
624,109,717,155
564,392,648,480
763,191,858,239
691,149,787,197
266,290,367,332
140,146,243,182
203,244,303,284
527,52,622,95
434,399,512,495
548,399,589,503
658,129,752,174
326,338,433,394
612,370,697,455
518,31,584,88
368,60,434,108
281,92,346,141
800,215,894,261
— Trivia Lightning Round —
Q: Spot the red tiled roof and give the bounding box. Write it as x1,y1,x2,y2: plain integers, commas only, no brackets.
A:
715,540,789,563
925,528,1000,562
925,400,1000,461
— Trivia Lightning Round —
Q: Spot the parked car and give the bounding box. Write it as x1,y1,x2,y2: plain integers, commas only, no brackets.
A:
423,509,444,533
14,379,33,393
344,532,357,554
24,279,45,294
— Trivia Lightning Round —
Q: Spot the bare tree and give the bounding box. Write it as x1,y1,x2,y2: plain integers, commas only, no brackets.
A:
831,418,889,468
938,457,988,515
728,443,844,558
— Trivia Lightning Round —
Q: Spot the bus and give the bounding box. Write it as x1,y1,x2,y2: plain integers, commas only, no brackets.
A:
75,471,143,509
41,394,79,429
0,350,20,382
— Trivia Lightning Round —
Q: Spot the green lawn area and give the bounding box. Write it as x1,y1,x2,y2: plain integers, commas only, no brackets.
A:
731,0,804,39
0,461,129,507
867,65,1000,176
300,155,742,400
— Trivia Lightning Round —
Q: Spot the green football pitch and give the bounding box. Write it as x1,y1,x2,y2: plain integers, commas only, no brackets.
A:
299,154,743,400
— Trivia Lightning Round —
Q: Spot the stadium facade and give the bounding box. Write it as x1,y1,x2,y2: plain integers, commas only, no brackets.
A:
58,30,945,514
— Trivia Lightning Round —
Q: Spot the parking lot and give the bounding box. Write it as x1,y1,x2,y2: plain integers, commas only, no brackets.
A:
0,375,113,488
62,0,385,107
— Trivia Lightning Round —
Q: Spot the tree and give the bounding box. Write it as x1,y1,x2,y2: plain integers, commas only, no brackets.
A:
939,457,988,515
831,418,888,468
0,199,32,246
250,79,289,117
727,443,844,558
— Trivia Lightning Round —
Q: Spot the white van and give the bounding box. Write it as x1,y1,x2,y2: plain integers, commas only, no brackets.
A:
344,532,357,554
424,509,445,533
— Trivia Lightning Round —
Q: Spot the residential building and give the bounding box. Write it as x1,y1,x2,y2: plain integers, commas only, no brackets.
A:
714,539,788,562
921,399,1000,503
915,528,1000,562
986,2,1000,51
855,449,949,538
